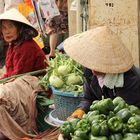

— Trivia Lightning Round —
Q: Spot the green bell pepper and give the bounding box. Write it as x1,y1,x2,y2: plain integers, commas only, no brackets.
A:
113,97,128,113
127,115,140,133
89,134,108,140
109,133,123,140
89,114,106,124
108,116,123,133
85,110,100,123
76,118,90,132
71,130,88,140
113,97,125,105
122,123,129,134
129,105,140,115
91,120,109,136
114,102,128,113
123,133,140,140
107,111,115,120
92,100,100,105
116,108,132,122
90,98,114,115
70,118,80,129
60,121,74,138
71,136,82,140
90,100,99,111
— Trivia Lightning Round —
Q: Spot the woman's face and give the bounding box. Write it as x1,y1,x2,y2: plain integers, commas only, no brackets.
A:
1,20,18,43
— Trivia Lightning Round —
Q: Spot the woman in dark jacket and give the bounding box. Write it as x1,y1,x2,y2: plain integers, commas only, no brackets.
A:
63,26,140,119
80,66,140,113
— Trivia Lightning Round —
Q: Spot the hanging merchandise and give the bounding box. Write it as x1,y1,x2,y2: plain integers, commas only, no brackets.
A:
18,1,45,48
31,0,45,34
38,0,60,24
25,0,33,8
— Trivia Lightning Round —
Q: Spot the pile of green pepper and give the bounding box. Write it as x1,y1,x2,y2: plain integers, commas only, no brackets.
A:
60,97,140,140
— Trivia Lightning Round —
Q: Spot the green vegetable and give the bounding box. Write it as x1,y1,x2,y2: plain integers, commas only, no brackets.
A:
127,115,140,133
122,123,129,134
66,73,83,85
83,110,98,119
85,110,100,123
60,121,74,138
109,133,123,140
107,111,115,119
71,136,85,140
40,51,84,94
36,95,54,106
71,130,88,140
113,97,128,113
70,118,80,129
91,100,99,105
108,116,123,133
90,100,99,111
89,134,108,140
114,102,128,113
116,108,132,122
113,97,125,105
90,98,114,115
76,119,90,132
49,75,64,88
123,133,140,140
91,120,109,136
129,105,140,115
57,65,72,75
91,114,106,124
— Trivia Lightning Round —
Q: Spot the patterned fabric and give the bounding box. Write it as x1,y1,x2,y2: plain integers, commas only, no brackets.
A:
45,10,68,35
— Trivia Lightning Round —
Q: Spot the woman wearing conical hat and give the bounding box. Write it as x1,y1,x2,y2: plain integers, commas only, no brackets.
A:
0,8,47,79
64,26,140,119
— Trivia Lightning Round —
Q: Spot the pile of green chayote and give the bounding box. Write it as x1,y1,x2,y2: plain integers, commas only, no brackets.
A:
60,97,140,140
40,51,84,96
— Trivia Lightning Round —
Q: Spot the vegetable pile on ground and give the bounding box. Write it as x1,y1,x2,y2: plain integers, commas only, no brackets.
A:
60,97,140,140
40,52,84,96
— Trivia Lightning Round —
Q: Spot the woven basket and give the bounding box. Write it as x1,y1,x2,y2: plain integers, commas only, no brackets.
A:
51,86,83,121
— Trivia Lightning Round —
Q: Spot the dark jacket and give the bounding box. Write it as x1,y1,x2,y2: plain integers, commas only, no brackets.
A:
78,66,140,112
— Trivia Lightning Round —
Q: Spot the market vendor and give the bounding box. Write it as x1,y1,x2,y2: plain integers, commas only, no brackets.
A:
0,8,47,79
63,26,140,119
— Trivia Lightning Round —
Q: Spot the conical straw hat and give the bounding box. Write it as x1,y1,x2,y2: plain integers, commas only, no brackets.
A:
0,8,38,37
64,26,134,73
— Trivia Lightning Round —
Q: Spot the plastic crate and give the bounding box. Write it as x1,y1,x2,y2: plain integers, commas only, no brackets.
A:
51,86,83,120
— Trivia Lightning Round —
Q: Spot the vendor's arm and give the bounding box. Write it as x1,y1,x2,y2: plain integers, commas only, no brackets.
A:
77,68,102,113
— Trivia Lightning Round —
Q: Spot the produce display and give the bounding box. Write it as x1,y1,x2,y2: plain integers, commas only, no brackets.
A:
60,97,140,140
40,52,84,96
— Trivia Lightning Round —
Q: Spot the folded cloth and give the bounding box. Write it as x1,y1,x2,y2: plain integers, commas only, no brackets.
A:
104,73,124,89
